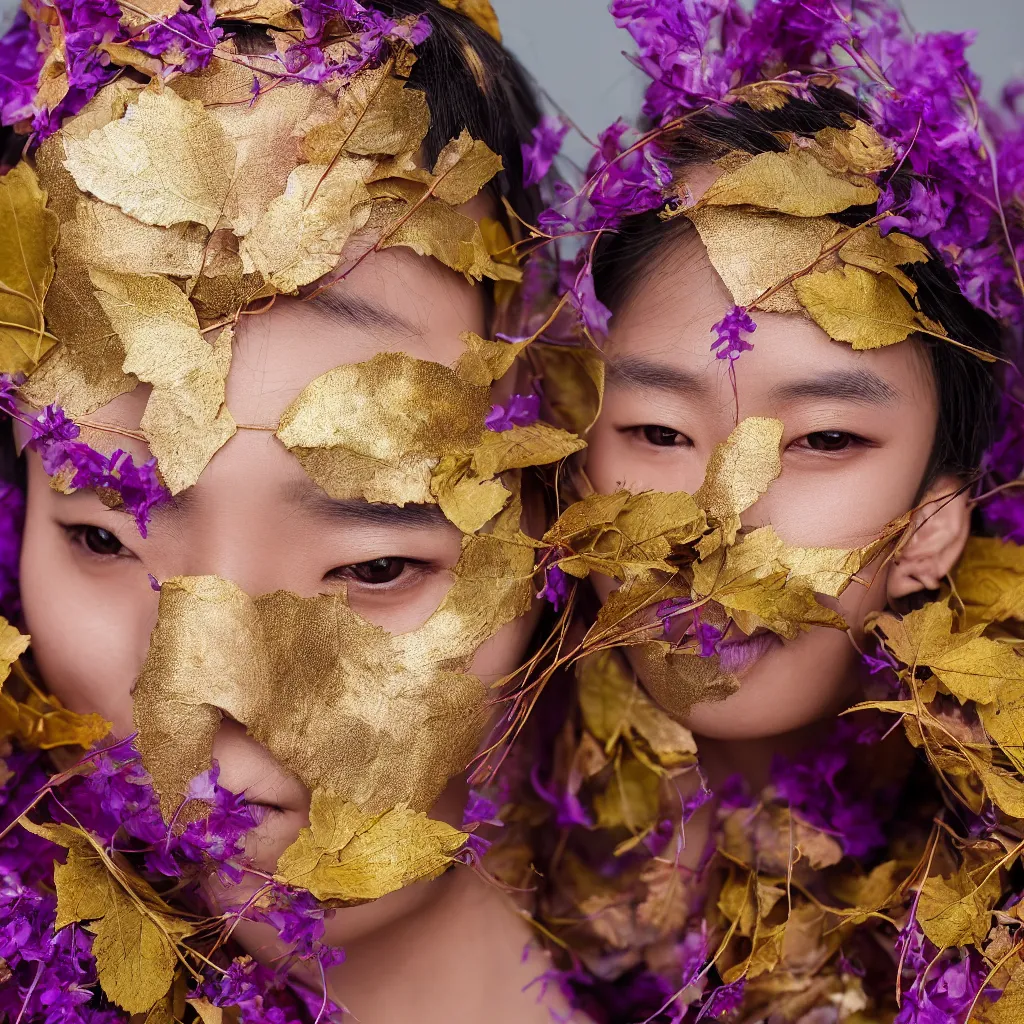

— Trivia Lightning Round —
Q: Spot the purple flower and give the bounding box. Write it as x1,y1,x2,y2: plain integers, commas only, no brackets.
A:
710,306,757,364
539,564,571,611
461,788,503,859
131,0,224,75
568,266,613,337
0,11,43,126
522,115,569,188
697,977,746,1020
0,481,24,620
530,763,593,828
30,404,82,474
485,393,540,431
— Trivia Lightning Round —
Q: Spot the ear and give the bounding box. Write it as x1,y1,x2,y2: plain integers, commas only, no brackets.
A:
887,475,971,600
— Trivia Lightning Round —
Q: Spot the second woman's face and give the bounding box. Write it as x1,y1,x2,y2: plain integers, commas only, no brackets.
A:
585,232,946,739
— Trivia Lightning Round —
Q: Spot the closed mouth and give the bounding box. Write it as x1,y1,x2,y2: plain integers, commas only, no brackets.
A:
716,631,780,674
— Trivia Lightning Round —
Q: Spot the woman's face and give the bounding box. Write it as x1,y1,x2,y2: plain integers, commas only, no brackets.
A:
19,245,540,946
585,230,957,739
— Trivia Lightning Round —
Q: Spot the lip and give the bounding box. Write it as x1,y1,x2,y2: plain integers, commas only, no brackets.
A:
716,631,781,675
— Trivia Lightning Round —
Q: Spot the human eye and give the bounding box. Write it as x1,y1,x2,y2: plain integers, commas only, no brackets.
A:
326,556,430,589
622,424,694,448
789,430,870,454
61,524,134,559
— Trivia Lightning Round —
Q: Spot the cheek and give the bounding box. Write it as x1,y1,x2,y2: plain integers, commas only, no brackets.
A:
19,504,156,737
467,600,540,686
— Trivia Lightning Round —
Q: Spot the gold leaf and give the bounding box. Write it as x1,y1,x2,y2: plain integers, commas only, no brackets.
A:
793,264,926,349
301,66,429,163
954,537,1024,626
239,159,372,292
686,206,841,312
694,417,783,546
0,162,60,374
212,0,296,26
700,147,880,217
274,789,466,903
917,863,1001,949
276,351,491,506
438,0,502,40
592,756,662,831
90,270,236,493
454,330,529,387
0,619,29,684
63,88,237,231
427,129,504,206
134,530,533,817
813,120,895,175
530,341,605,434
837,225,930,295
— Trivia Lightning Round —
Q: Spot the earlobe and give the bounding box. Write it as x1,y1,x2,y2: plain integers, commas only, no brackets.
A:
887,475,972,600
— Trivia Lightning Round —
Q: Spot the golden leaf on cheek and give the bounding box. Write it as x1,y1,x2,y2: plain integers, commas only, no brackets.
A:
274,789,467,903
63,89,237,232
89,270,236,493
133,514,535,821
0,163,59,374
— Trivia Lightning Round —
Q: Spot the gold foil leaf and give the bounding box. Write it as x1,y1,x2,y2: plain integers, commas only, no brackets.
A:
593,756,661,832
134,536,532,817
239,159,372,293
837,225,930,295
0,162,59,374
545,491,706,581
276,351,491,505
39,822,194,1013
694,417,783,547
63,88,237,231
301,66,429,162
954,537,1024,626
917,864,1002,949
793,264,925,349
274,789,466,903
90,270,236,493
0,619,29,683
212,0,296,25
427,129,504,206
628,641,740,720
439,0,502,40
454,331,529,386
700,148,880,217
686,206,841,312
531,342,606,434
813,120,895,176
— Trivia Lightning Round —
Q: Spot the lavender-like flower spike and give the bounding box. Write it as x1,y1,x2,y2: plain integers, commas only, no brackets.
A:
485,392,541,432
523,115,569,188
710,305,757,365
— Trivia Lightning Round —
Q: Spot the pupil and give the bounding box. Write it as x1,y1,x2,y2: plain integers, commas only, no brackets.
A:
85,527,122,555
643,425,680,447
355,558,402,583
811,431,849,451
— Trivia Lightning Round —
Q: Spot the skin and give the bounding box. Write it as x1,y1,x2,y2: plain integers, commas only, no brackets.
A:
18,245,582,1023
584,224,972,787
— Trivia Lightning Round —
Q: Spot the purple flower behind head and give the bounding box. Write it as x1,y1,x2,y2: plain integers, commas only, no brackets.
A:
0,11,43,126
539,564,571,611
523,115,569,187
569,268,613,337
29,404,82,474
710,306,756,365
485,392,540,432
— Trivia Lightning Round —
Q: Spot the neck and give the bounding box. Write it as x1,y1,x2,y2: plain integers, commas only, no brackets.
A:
323,866,583,1024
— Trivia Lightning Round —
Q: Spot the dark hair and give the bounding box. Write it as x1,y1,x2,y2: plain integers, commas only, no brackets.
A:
592,89,1005,480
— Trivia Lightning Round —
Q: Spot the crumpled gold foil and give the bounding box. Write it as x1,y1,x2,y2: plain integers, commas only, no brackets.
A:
133,502,535,819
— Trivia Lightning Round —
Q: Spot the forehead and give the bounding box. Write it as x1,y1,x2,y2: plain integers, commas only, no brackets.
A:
101,245,487,433
607,229,937,405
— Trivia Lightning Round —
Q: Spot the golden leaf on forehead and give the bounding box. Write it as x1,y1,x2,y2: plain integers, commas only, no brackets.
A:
240,159,372,292
277,351,491,506
953,537,1024,627
301,65,430,163
427,130,504,206
872,602,1024,706
0,162,59,374
837,225,930,295
577,650,696,768
531,342,606,434
439,0,502,40
694,417,783,550
275,789,466,903
793,264,928,349
686,206,841,313
368,176,520,284
63,88,237,231
699,148,880,217
812,120,895,176
23,819,194,1013
545,490,706,581
134,540,531,817
90,270,236,493
454,331,529,386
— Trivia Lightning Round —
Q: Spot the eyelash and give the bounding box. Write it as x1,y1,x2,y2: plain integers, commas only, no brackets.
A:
63,524,131,559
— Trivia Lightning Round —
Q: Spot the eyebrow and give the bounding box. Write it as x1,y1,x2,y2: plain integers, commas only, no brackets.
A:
306,288,423,337
606,357,708,396
769,369,901,406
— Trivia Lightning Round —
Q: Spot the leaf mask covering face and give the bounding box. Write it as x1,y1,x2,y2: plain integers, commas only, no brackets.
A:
10,46,585,907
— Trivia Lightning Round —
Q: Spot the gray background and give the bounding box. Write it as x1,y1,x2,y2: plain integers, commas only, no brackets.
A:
491,0,1024,166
